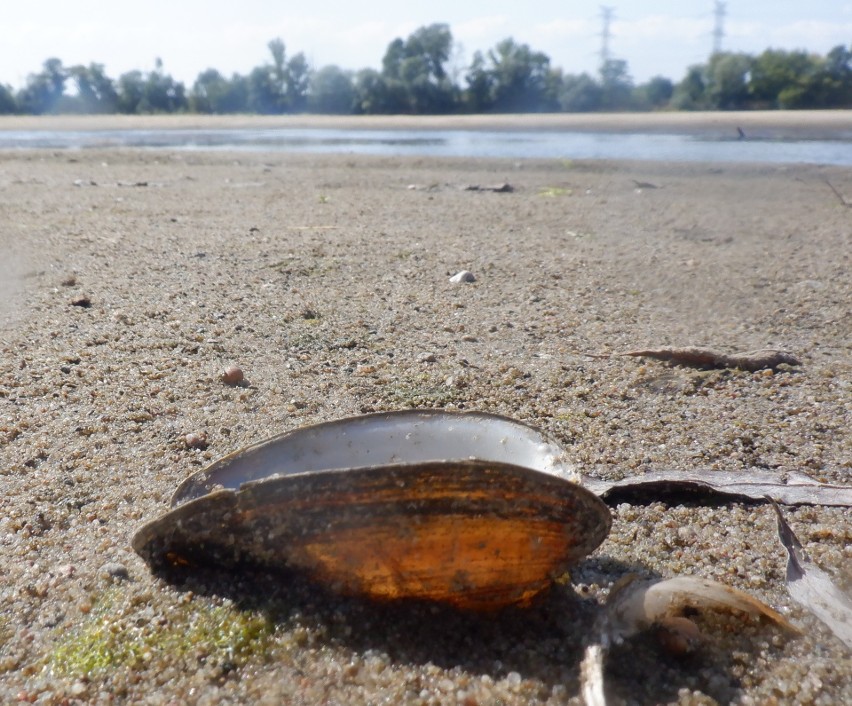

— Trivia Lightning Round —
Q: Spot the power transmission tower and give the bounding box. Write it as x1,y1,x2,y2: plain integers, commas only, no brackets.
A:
599,6,615,67
712,1,726,55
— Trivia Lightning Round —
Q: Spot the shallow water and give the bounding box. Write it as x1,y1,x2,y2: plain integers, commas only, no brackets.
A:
2,127,851,165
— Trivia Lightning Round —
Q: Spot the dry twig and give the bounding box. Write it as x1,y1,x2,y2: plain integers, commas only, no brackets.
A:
587,346,801,371
462,182,514,193
824,179,852,208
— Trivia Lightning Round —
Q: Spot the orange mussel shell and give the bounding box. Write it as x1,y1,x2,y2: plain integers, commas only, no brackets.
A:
132,412,611,610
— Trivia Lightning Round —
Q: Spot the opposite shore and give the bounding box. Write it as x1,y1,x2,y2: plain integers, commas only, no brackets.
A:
1,109,851,139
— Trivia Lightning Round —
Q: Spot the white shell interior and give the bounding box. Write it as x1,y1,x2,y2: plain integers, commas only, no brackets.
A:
178,411,576,502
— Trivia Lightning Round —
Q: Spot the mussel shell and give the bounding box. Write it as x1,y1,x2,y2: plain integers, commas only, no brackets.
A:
132,410,611,610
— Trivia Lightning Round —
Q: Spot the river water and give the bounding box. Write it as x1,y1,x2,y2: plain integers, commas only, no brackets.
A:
2,127,851,165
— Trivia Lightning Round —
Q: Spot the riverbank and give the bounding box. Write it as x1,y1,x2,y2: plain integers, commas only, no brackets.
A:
1,150,850,704
1,109,851,140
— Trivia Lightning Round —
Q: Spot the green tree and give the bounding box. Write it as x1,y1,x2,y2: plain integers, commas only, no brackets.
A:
0,84,18,114
823,45,852,88
352,68,407,114
407,24,452,82
474,38,557,112
749,49,819,108
378,24,457,113
117,70,145,113
632,75,674,110
248,39,289,113
382,38,406,80
115,60,186,113
246,38,311,113
190,69,248,113
285,53,310,112
67,63,118,113
248,65,281,113
140,58,187,113
308,65,355,114
705,52,753,109
559,72,602,112
671,64,708,110
17,58,66,114
810,44,852,107
599,59,633,110
463,51,494,112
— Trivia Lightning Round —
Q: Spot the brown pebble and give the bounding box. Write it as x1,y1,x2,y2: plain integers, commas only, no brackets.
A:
221,365,245,386
70,295,91,308
184,432,209,450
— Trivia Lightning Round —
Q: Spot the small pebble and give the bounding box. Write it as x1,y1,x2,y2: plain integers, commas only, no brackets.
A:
184,431,209,449
100,562,130,582
70,295,92,308
449,270,476,283
221,365,245,386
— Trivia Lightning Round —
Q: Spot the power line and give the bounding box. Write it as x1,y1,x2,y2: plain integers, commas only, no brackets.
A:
712,1,726,55
599,6,615,66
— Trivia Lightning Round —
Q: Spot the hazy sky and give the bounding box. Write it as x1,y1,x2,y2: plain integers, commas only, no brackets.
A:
2,1,850,89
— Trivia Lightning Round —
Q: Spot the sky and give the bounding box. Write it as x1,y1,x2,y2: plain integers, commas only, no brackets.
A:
2,1,851,90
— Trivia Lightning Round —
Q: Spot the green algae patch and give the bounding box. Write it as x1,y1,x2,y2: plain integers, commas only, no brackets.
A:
49,589,274,678
382,379,462,409
539,186,572,197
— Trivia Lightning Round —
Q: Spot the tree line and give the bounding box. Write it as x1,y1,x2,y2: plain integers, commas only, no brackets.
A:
2,24,851,116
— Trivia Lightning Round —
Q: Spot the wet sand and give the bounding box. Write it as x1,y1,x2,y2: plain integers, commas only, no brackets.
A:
0,143,850,704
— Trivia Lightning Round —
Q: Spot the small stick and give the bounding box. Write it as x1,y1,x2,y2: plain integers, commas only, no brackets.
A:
824,179,851,208
586,346,801,372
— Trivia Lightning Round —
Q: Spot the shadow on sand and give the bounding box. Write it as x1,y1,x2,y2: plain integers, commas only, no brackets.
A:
147,553,777,703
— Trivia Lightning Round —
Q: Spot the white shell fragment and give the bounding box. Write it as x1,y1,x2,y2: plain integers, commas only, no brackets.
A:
770,499,852,650
579,572,800,703
604,574,796,645
580,643,607,706
449,270,476,283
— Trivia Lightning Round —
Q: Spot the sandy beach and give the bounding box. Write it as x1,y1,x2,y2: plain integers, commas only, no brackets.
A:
1,128,850,704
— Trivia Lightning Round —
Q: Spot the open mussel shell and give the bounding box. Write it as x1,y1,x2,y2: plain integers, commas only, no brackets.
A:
132,410,611,610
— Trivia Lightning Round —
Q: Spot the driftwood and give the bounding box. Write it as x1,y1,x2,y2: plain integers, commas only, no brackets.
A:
583,469,852,507
587,346,801,371
462,182,514,193
770,499,852,650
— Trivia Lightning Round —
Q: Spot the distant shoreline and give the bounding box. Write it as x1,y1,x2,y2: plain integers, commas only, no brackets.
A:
1,110,850,140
